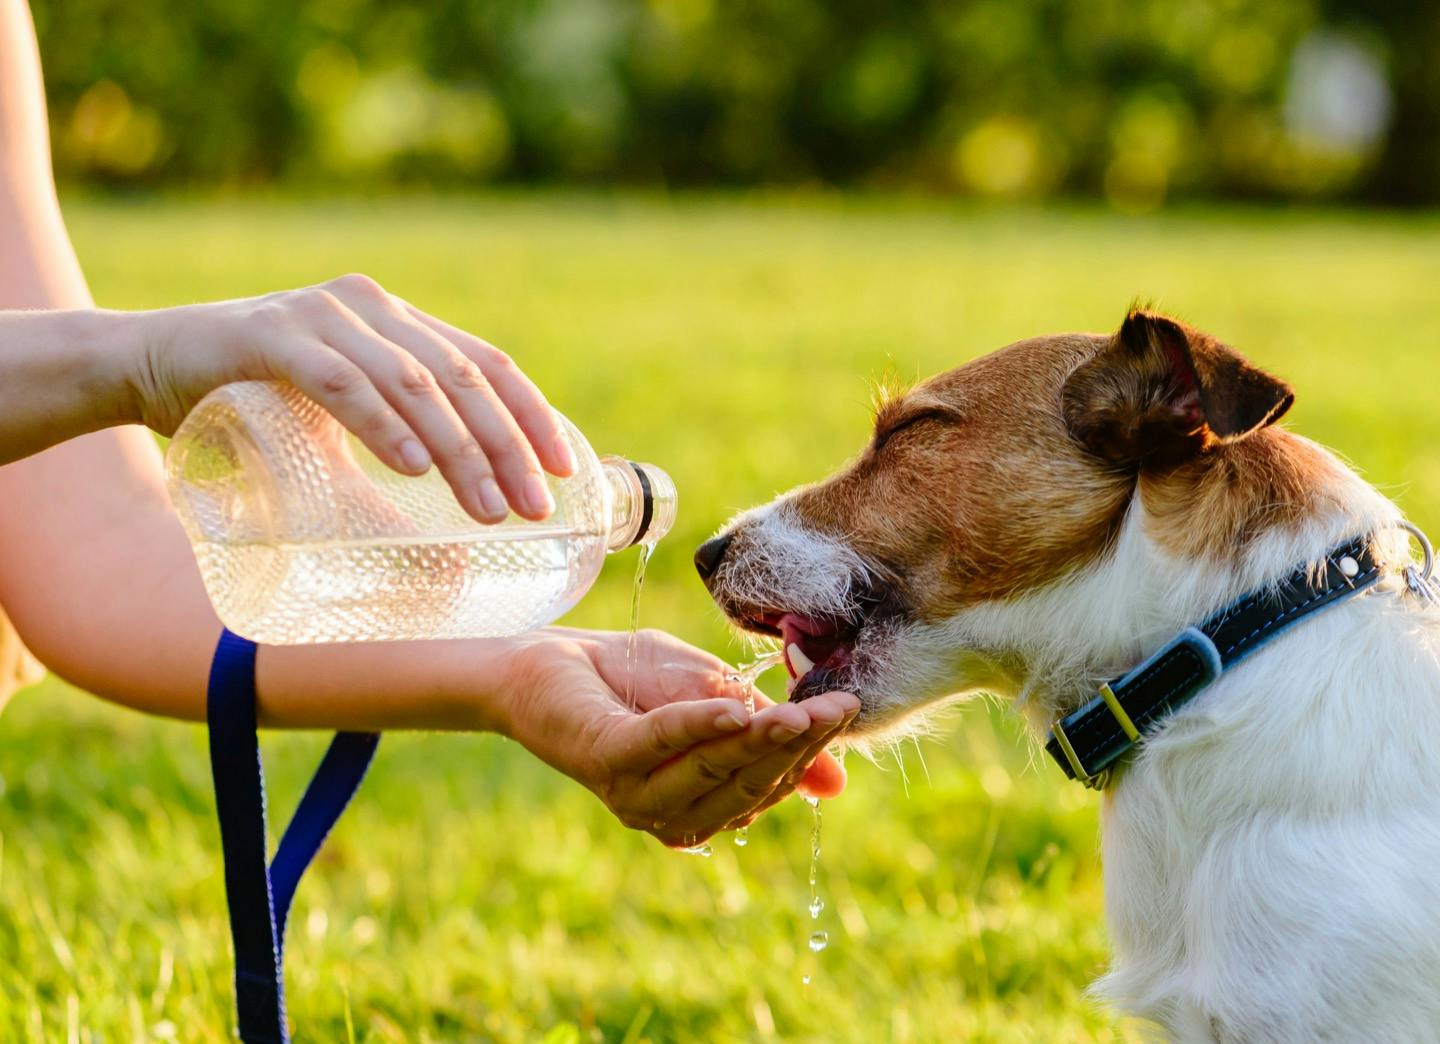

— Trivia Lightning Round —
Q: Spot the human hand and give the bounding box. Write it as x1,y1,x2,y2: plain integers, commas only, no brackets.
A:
123,273,572,523
500,628,857,847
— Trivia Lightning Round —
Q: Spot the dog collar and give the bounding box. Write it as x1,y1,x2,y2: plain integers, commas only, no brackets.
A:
1046,534,1384,789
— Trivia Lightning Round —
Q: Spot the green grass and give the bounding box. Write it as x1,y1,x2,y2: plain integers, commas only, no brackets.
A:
4,193,1440,1042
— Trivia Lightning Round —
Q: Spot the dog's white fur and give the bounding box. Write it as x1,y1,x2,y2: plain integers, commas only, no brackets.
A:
726,442,1440,1041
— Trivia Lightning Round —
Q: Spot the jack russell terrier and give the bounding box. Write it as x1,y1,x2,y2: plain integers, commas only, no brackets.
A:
695,307,1440,1042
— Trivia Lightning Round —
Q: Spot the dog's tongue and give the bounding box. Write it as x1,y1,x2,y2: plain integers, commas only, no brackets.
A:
777,612,843,679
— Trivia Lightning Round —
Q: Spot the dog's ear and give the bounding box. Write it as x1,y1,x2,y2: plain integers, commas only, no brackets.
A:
1062,307,1294,465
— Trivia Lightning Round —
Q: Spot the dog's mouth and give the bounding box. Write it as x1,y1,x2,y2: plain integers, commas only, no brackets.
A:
734,593,891,702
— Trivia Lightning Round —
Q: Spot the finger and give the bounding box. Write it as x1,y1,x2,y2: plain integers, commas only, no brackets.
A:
720,741,846,832
610,697,750,774
798,748,848,799
319,277,551,522
310,316,508,525
659,722,840,847
639,699,819,819
404,304,574,478
680,694,857,832
261,333,432,480
717,748,840,829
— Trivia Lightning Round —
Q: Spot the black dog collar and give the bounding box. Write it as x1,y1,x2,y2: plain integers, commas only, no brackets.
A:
1046,534,1383,789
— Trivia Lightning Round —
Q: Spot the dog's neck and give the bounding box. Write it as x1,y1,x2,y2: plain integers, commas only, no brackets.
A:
936,428,1408,735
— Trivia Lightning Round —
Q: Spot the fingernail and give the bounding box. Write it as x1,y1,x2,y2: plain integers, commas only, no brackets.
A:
553,433,577,475
477,477,508,520
398,439,431,473
768,722,804,742
715,711,746,732
524,473,555,517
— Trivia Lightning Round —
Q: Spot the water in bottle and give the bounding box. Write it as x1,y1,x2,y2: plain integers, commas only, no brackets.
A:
165,381,676,644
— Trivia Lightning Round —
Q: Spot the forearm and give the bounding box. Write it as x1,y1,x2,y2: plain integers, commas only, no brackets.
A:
0,427,518,732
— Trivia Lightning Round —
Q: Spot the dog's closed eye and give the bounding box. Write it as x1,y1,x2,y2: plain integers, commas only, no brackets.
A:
872,407,960,451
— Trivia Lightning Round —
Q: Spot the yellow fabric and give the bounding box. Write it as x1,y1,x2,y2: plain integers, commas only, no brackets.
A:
0,604,43,710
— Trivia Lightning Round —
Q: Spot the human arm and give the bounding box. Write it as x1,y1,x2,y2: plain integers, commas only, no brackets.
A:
2,5,566,523
0,278,576,524
0,1,849,844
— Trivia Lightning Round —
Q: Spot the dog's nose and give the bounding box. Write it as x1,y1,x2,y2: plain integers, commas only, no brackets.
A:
694,534,732,582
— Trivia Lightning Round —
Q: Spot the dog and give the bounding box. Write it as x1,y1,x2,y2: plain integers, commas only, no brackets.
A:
695,307,1440,1042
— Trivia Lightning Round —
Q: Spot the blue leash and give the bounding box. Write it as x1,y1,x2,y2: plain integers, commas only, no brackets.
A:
207,629,380,1043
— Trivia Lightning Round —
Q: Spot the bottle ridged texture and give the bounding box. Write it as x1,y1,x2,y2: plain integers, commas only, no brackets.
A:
168,382,610,644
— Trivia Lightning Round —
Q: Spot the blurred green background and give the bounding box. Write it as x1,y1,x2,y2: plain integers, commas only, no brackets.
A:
5,1,1440,1041
30,0,1440,206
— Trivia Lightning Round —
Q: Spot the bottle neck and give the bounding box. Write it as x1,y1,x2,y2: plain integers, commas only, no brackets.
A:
601,457,677,551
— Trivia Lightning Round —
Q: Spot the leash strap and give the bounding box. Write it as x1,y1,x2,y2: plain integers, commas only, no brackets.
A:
1046,534,1383,788
207,629,380,1043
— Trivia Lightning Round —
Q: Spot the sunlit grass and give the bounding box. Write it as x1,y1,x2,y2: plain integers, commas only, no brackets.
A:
3,193,1439,1041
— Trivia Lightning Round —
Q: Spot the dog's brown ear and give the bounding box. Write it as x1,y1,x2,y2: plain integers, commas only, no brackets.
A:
1062,308,1294,465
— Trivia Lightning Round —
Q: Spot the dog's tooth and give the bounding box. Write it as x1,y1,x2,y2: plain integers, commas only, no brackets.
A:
787,642,816,676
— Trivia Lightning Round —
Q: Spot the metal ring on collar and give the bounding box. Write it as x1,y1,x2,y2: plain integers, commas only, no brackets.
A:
1396,520,1435,583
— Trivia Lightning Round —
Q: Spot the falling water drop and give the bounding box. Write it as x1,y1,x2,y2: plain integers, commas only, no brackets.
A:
682,842,713,858
801,794,828,980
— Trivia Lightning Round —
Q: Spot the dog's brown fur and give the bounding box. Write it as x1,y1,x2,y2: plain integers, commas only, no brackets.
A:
768,309,1308,624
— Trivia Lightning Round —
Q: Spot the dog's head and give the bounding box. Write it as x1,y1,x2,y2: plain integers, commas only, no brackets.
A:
697,307,1298,738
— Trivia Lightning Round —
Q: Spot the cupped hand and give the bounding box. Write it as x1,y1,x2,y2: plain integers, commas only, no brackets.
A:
502,628,857,848
125,273,572,523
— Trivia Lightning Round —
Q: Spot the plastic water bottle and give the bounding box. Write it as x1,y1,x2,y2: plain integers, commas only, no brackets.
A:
164,381,676,645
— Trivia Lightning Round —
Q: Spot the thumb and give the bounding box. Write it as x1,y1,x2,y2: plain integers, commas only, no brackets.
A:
611,697,750,773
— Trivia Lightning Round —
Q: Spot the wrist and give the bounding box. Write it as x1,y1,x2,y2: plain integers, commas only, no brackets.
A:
109,306,179,430
414,636,529,734
51,308,147,430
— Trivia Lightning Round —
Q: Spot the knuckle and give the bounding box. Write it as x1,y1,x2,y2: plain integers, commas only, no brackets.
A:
734,775,773,802
314,357,365,397
484,348,520,376
328,272,386,300
397,363,438,397
301,288,343,318
647,723,680,758
693,757,731,785
446,437,487,467
447,354,490,391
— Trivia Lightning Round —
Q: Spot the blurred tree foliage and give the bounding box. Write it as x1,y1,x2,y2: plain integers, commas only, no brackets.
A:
31,0,1435,205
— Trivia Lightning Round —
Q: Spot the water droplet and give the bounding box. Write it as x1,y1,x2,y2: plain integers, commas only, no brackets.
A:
682,843,713,858
808,931,829,953
733,827,749,847
802,975,811,986
809,895,824,918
